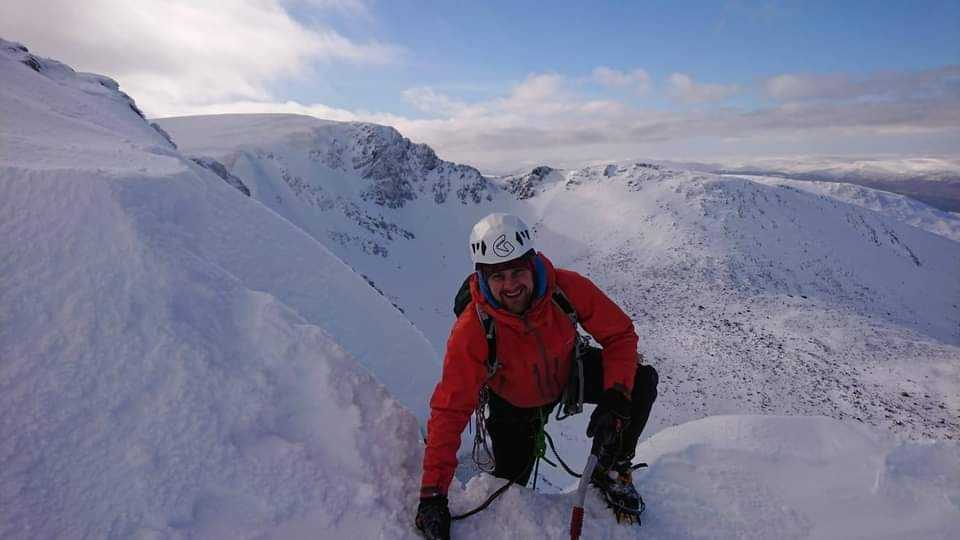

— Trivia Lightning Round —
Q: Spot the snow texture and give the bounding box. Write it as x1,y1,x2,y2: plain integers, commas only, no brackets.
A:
1,39,433,537
3,38,960,539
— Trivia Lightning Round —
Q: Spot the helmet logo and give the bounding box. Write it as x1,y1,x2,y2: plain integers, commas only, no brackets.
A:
493,234,515,258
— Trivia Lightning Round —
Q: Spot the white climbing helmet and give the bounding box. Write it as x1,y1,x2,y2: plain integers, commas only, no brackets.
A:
469,213,536,266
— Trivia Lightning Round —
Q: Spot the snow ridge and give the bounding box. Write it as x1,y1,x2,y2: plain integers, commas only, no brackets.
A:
2,40,437,537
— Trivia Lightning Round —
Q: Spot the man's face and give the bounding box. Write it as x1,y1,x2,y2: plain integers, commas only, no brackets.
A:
486,267,535,314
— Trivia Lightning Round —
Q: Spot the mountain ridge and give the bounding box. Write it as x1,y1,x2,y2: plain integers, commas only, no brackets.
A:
157,113,960,450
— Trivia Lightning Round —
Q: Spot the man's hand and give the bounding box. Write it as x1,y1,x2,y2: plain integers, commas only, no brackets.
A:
587,388,632,451
415,495,451,540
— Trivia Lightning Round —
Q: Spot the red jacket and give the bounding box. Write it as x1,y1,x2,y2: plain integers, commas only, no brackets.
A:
420,254,639,495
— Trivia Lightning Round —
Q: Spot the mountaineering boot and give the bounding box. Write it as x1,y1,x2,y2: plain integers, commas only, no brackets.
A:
591,459,645,525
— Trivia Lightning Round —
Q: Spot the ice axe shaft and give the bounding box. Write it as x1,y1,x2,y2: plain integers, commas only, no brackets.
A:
570,453,599,540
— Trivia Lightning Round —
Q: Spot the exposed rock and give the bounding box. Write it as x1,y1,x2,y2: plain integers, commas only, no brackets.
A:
150,123,178,150
503,166,555,199
348,123,490,207
191,157,251,196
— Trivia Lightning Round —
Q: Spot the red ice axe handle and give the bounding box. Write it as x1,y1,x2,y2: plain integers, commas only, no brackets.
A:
569,506,584,540
570,454,599,540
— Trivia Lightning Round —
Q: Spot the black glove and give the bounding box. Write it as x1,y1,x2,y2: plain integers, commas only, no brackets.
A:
587,388,632,448
415,495,451,540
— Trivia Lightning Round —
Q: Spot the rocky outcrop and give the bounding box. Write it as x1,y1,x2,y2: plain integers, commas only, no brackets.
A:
348,124,492,207
191,157,251,196
502,166,555,199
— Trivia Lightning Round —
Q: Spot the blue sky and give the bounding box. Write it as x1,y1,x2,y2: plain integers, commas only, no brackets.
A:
284,0,960,113
3,0,959,170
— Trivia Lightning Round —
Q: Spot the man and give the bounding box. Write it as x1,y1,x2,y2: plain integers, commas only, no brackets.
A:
415,213,658,539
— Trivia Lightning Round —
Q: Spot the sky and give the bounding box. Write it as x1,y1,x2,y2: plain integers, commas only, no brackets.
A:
2,0,959,172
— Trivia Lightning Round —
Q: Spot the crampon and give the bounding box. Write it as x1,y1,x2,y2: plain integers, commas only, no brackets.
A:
590,461,647,525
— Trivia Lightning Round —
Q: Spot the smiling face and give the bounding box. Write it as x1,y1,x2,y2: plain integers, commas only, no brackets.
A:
486,267,535,314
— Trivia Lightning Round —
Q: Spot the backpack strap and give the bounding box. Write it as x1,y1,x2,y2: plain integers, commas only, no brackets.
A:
551,285,579,326
552,285,586,420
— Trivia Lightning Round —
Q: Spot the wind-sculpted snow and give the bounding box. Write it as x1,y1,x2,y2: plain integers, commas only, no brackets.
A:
0,38,444,538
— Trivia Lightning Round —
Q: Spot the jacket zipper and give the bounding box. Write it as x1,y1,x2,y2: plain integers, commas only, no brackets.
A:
522,313,553,399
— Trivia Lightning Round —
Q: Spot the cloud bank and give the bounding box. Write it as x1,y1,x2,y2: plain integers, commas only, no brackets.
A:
0,0,400,116
390,69,960,172
2,2,957,172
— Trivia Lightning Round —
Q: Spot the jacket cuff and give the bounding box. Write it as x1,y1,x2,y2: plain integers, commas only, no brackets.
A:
420,486,445,499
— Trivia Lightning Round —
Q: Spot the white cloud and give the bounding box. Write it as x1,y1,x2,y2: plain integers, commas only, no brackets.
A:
668,73,739,104
0,0,401,116
387,68,959,171
503,74,566,107
401,87,487,118
589,66,652,93
286,0,372,17
766,73,857,100
765,67,960,102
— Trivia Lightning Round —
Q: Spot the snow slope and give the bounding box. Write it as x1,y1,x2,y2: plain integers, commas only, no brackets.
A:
0,39,434,537
448,416,960,540
743,174,960,243
0,41,439,423
4,39,960,539
524,163,959,441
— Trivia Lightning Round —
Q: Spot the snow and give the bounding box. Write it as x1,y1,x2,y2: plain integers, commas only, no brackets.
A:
1,39,433,538
743,174,960,243
445,416,960,539
647,156,960,213
2,38,960,539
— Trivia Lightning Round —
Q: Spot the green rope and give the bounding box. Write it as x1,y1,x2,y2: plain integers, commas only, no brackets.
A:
531,408,556,490
534,426,557,467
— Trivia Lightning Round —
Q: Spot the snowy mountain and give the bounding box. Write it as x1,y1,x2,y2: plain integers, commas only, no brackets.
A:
655,156,960,213
155,113,507,350
3,39,960,538
515,163,959,443
158,117,960,442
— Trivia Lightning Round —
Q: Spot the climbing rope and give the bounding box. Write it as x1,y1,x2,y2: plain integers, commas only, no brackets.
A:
470,387,496,473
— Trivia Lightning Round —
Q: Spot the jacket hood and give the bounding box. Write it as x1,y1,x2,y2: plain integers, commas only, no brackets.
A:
471,251,557,325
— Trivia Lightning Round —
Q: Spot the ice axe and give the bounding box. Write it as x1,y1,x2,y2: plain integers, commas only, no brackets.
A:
569,453,598,540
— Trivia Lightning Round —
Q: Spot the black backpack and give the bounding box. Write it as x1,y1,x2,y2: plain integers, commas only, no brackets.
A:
453,274,586,419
